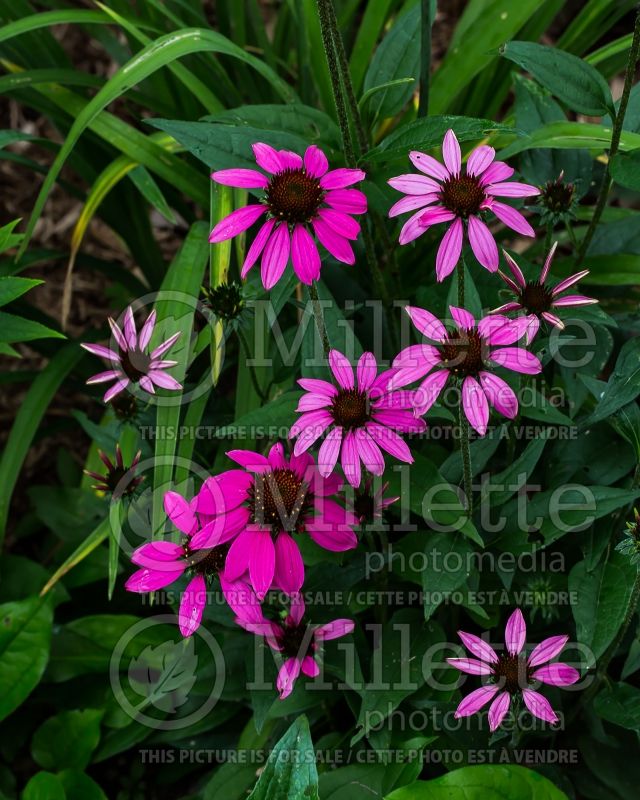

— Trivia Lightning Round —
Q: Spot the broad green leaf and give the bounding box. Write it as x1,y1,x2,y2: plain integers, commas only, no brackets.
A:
0,344,82,543
611,149,640,191
480,432,550,508
320,762,422,800
583,337,640,426
0,311,64,343
569,551,637,667
363,4,420,119
246,715,318,800
498,121,640,158
500,40,614,116
349,0,397,93
32,709,104,770
429,0,544,114
58,771,107,800
0,596,53,722
594,682,640,732
0,276,42,306
421,533,474,620
18,28,296,256
365,116,515,163
386,765,569,799
22,772,66,800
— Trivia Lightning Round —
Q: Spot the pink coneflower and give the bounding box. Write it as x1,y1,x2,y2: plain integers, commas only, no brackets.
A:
195,444,358,599
388,128,540,280
493,243,598,343
392,305,542,436
125,490,252,637
209,143,367,290
447,608,580,731
289,350,425,487
84,444,143,499
350,477,399,526
82,307,181,402
237,594,354,699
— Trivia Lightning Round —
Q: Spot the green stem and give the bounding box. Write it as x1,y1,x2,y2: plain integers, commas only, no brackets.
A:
418,0,432,117
544,222,553,253
309,281,331,357
457,263,473,515
577,7,640,265
236,327,266,401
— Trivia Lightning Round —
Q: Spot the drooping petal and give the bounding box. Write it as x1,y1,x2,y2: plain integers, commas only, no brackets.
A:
504,608,527,656
273,531,304,594
399,207,434,245
304,144,329,177
521,688,558,724
466,145,495,177
252,142,284,173
320,168,366,189
209,205,266,243
138,376,155,394
196,470,252,516
297,378,338,397
389,194,438,218
477,315,520,345
276,657,302,699
436,218,463,281
462,375,489,436
291,224,321,284
211,168,269,189
419,206,457,230
551,294,599,307
341,430,361,487
388,174,441,195
317,207,360,240
446,657,494,675
125,565,184,593
478,371,518,419
488,691,511,731
541,311,564,328
191,506,250,549
179,574,207,637
392,343,442,386
164,491,197,535
409,150,449,181
242,219,276,278
405,306,447,341
528,635,569,667
222,530,254,581
489,347,542,375
458,631,498,664
103,378,130,402
86,370,122,385
315,618,354,640
442,129,461,175
355,430,385,475
551,269,590,296
454,685,499,718
317,426,343,477
329,349,355,389
365,423,413,463
324,189,367,215
249,530,276,599
261,222,291,290
306,522,357,552
296,393,333,412
468,215,499,271
81,343,121,362
415,369,449,414
150,331,180,360
486,181,540,198
131,541,185,568
371,408,425,433
301,655,320,677
226,449,271,472
289,409,333,451
312,217,355,264
148,371,182,391
491,201,534,237
532,662,580,686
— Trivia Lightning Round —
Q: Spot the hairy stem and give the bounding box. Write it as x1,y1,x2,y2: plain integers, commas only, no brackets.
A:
309,281,331,357
577,7,640,265
418,0,432,117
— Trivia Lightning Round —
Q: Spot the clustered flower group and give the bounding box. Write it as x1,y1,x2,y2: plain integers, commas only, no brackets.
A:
81,130,588,718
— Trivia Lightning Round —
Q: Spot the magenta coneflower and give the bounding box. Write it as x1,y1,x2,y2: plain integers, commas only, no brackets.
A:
125,490,252,637
392,305,542,436
289,350,425,487
82,307,181,402
84,444,143,499
209,143,367,290
236,594,354,699
447,608,580,731
195,444,358,600
388,128,540,280
493,243,598,343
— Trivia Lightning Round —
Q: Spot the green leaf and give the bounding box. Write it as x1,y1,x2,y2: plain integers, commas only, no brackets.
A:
594,682,640,732
22,772,66,800
500,40,614,116
363,4,420,119
0,596,53,722
365,116,515,163
421,533,474,621
349,0,396,93
58,771,106,800
32,709,104,770
498,121,640,158
569,551,637,668
247,715,318,800
320,762,422,800
583,337,640,426
386,765,569,799
0,276,42,307
0,311,64,343
18,27,296,257
480,432,550,508
0,8,110,44
215,392,303,438
128,166,176,223
611,149,640,191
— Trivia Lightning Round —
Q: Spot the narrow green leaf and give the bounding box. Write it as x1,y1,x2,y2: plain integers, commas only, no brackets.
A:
498,121,640,158
40,517,111,597
0,310,65,343
0,276,42,306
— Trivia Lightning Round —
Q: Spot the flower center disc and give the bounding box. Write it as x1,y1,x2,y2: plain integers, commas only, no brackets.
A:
493,653,532,694
266,168,325,224
354,491,375,522
519,281,554,315
120,348,152,382
439,175,486,217
187,543,230,577
279,623,312,658
331,389,369,429
439,328,485,377
249,469,308,531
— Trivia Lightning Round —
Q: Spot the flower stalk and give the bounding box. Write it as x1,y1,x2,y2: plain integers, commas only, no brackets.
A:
418,0,433,117
309,281,331,357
